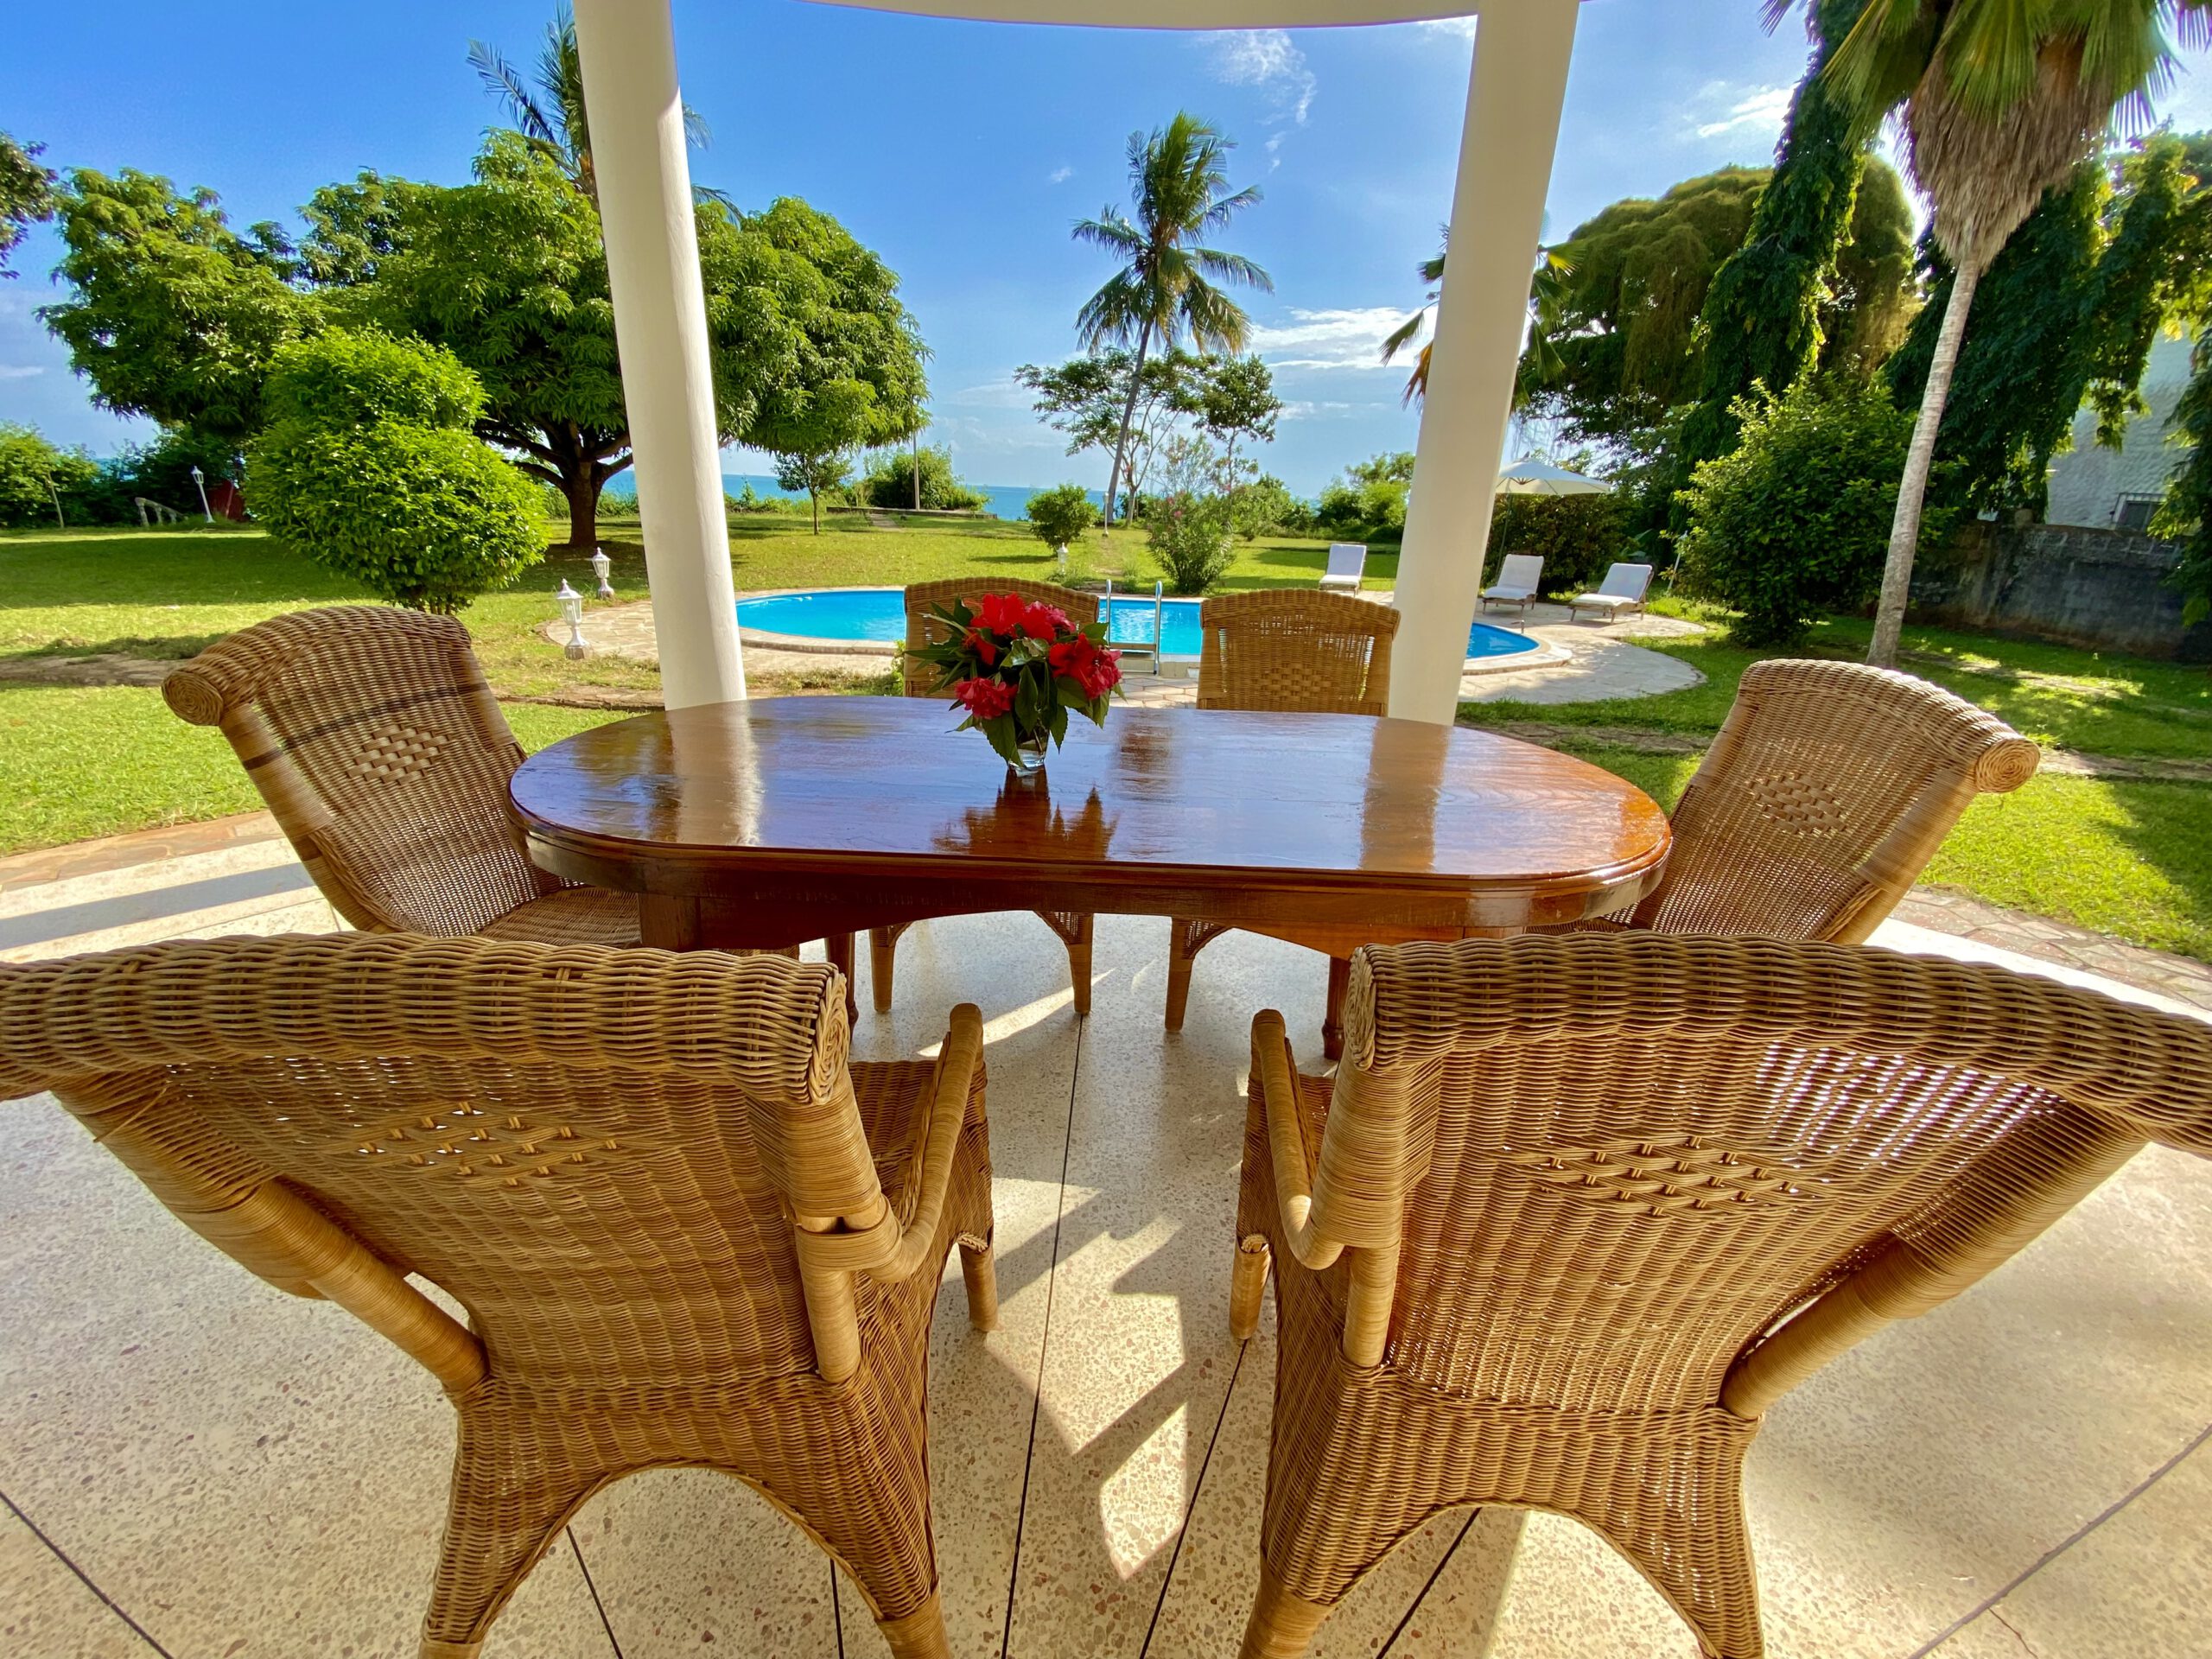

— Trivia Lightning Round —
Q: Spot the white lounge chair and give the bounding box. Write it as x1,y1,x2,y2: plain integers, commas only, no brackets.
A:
1567,562,1654,623
1481,552,1544,616
1318,543,1367,594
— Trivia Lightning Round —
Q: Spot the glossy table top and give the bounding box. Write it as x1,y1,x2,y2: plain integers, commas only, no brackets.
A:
512,698,1670,919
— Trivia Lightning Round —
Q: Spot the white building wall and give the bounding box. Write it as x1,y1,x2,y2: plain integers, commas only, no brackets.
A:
2046,334,2196,530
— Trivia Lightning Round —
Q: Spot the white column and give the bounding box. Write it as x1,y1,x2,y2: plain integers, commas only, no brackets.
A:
573,0,747,709
1389,0,1579,725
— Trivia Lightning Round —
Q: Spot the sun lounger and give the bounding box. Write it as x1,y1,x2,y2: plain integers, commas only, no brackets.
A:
1318,543,1367,594
1480,552,1543,616
1567,562,1654,622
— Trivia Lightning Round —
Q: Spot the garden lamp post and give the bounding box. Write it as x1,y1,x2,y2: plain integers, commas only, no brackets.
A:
189,465,213,524
557,580,589,660
591,545,615,600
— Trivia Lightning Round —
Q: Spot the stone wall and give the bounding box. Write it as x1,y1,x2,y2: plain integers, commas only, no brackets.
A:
1911,521,2209,662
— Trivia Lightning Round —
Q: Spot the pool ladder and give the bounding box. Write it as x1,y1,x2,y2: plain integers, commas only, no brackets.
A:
1103,579,1166,676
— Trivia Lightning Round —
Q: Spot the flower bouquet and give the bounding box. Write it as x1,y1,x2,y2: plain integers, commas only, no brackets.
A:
908,592,1123,773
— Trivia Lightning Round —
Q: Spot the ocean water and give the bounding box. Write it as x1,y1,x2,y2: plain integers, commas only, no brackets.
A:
601,474,1098,523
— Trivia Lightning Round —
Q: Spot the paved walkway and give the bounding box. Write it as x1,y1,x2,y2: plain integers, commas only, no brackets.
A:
1,814,2207,1659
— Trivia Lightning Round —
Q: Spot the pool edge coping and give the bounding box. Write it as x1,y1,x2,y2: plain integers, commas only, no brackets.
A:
730,586,1564,671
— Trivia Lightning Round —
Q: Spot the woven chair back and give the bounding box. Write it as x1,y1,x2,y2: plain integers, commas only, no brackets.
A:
899,579,1102,698
163,606,552,936
1630,660,2040,943
1195,589,1399,717
1314,934,2212,1417
0,934,887,1388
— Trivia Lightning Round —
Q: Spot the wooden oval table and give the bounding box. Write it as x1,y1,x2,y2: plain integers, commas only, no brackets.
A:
512,697,1672,1051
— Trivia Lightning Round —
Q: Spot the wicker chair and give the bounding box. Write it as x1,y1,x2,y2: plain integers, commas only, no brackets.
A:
1611,659,2041,942
0,932,997,1659
873,578,1100,1015
1165,590,1399,1052
1229,932,2212,1659
162,606,644,948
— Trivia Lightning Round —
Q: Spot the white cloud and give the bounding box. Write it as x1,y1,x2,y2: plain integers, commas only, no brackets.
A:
1248,307,1409,372
948,377,1033,410
1281,398,1387,421
1688,81,1794,143
0,364,44,380
1202,29,1317,168
1047,165,1072,185
1414,16,1478,41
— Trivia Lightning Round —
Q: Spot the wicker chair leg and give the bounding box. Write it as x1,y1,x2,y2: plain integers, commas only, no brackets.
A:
869,926,902,1014
1239,1560,1332,1659
1230,1234,1271,1342
873,1588,953,1659
960,1240,1000,1332
422,1432,601,1659
1065,913,1094,1017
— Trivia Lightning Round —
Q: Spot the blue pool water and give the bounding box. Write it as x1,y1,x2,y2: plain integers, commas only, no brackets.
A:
734,588,1540,661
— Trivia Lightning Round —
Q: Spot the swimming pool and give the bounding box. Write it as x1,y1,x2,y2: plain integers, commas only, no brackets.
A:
734,588,1541,661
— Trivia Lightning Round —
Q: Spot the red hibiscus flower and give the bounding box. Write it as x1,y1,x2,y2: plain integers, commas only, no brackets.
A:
1022,601,1074,639
960,625,1000,667
974,594,1031,637
1049,636,1122,700
953,676,1016,720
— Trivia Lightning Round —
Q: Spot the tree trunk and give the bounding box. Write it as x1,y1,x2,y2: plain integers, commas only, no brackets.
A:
1103,317,1154,542
1867,259,1980,669
912,430,922,512
562,467,601,549
810,486,821,534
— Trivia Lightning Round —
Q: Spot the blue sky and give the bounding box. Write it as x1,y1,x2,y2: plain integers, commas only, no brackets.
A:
4,1,2211,496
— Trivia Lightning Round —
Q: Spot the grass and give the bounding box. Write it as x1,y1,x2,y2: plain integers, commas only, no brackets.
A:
0,515,1387,705
3,519,2204,965
1460,599,2211,762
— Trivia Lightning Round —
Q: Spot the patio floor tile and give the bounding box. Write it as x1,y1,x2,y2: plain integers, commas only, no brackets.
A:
0,1503,149,1658
2,861,2209,1656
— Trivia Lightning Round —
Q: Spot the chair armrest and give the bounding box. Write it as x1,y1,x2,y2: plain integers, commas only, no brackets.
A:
1252,1011,1344,1272
877,1001,984,1281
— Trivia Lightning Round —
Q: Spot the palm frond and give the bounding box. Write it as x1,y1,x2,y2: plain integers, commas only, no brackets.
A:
1379,310,1427,365
1072,211,1145,257
1191,246,1274,292
1077,270,1150,349
467,38,561,150
1176,278,1252,354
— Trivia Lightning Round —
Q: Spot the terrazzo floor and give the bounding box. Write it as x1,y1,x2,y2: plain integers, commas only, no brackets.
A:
3,859,2209,1658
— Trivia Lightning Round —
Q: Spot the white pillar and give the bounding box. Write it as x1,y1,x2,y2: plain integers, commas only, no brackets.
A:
1389,0,1579,725
573,0,747,709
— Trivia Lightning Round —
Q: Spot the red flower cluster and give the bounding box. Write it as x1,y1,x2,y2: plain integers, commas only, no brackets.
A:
952,676,1017,720
1048,633,1122,701
974,593,1072,640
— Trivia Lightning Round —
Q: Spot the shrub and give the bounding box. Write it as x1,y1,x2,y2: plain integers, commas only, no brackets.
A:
1025,482,1096,550
1232,475,1313,540
1676,378,1948,646
1484,493,1628,597
858,445,988,512
1314,476,1407,542
247,330,543,613
1147,491,1234,594
0,425,99,528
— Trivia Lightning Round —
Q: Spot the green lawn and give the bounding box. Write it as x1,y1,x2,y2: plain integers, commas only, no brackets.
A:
1462,600,2211,763
3,519,2204,967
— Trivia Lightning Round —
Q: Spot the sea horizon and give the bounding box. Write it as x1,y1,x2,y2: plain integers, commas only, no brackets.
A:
601,474,1099,523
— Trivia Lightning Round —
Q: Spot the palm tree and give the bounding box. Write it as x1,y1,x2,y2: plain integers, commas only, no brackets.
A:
1783,0,2208,666
468,6,712,204
1075,113,1271,531
1382,233,1573,407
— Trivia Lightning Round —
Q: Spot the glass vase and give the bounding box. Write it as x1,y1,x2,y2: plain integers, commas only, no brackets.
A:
1009,730,1051,776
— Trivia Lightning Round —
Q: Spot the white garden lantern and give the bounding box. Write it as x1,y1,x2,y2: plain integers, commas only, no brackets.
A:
556,580,589,659
590,545,614,600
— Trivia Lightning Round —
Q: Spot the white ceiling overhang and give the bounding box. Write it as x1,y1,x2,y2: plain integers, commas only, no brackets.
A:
794,1,1495,30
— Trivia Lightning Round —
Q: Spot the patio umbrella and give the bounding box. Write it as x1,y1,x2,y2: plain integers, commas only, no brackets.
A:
1495,458,1612,496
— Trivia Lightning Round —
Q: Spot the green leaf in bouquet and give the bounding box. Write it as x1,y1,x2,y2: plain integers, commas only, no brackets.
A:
978,712,1022,768
1048,701,1070,746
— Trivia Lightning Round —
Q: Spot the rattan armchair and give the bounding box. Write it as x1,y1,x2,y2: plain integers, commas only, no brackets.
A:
1166,590,1398,1053
163,606,645,947
1611,658,2041,941
1229,932,2212,1659
873,577,1100,1015
0,932,998,1659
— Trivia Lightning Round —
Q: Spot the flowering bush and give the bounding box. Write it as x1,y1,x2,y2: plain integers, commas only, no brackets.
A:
907,592,1122,767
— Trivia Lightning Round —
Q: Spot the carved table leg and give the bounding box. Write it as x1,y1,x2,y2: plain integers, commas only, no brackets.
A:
1322,956,1352,1062
826,932,857,1026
